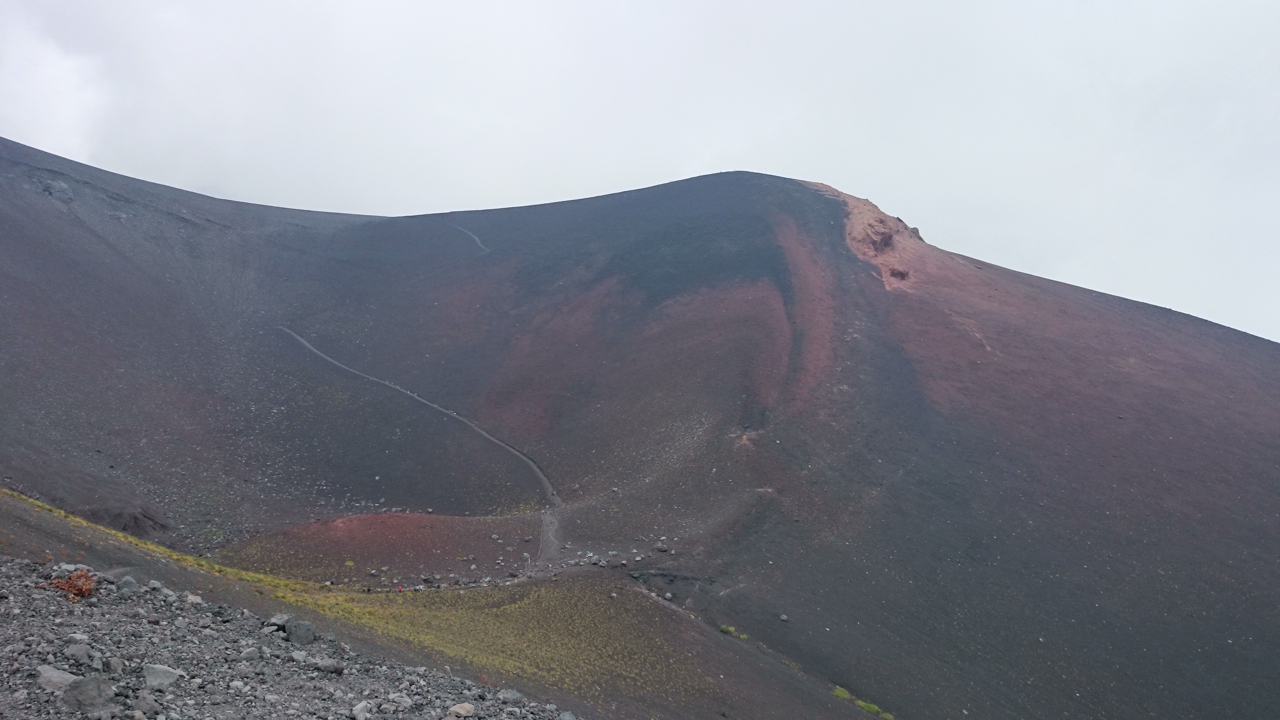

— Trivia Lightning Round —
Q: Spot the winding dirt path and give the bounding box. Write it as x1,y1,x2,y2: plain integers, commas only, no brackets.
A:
450,224,491,253
278,327,560,510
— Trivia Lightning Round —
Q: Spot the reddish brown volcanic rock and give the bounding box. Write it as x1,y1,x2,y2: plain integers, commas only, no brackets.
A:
3,136,1280,719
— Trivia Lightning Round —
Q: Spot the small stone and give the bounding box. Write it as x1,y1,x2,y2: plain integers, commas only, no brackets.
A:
105,657,126,673
240,647,260,661
497,688,524,703
351,699,374,720
316,658,345,674
290,650,307,662
60,676,115,713
449,702,476,717
285,618,315,645
36,665,80,692
266,613,293,628
185,592,203,604
118,576,139,593
134,690,163,717
65,643,92,664
147,580,164,590
67,632,90,643
558,712,578,720
780,614,788,622
143,663,186,689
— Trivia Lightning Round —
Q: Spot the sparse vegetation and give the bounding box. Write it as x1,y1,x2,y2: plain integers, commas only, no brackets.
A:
49,568,95,601
718,624,748,640
830,683,895,718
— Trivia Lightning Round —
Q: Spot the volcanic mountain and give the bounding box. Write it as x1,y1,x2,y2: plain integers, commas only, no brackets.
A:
2,136,1278,719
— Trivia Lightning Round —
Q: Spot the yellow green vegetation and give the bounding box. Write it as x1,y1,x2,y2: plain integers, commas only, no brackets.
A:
830,683,895,719
718,624,748,641
291,581,710,699
3,490,707,702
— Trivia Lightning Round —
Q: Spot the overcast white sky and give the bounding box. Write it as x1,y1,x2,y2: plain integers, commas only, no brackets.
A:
2,2,1277,341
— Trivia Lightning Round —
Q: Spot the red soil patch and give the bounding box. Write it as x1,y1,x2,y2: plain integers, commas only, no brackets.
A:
217,512,541,584
479,277,628,440
637,280,792,410
772,215,836,412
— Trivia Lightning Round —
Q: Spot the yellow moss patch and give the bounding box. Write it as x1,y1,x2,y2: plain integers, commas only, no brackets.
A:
291,580,709,700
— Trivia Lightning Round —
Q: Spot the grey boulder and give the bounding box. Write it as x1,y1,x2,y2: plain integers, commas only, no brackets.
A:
60,676,115,713
36,665,80,692
285,618,316,645
498,688,525,703
316,658,345,674
143,663,185,689
266,613,293,628
64,643,92,664
133,691,163,716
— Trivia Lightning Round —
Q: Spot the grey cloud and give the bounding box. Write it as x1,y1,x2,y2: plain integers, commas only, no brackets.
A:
1,1,1277,340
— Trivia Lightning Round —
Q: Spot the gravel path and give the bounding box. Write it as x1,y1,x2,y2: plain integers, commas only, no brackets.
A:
0,556,579,720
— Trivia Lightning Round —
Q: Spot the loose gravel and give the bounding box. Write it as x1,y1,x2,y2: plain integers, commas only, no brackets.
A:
0,556,580,720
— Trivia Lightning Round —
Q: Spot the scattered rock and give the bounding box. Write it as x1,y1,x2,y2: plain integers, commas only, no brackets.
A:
352,699,375,720
133,691,163,716
142,663,185,689
285,618,316,645
36,665,80,692
266,612,293,628
499,688,525,702
60,676,114,713
64,643,91,664
0,556,560,720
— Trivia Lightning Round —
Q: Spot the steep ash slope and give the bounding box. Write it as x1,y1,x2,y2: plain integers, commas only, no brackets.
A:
2,137,1279,719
